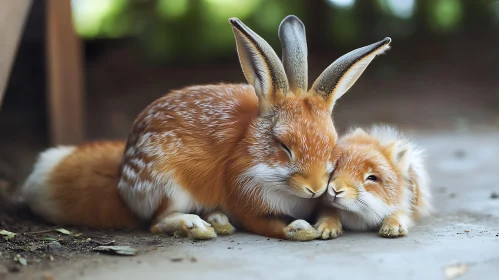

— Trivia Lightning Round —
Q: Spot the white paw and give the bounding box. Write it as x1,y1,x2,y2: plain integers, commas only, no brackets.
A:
284,219,320,241
151,214,217,240
287,219,312,231
206,212,236,235
181,214,212,229
207,212,229,225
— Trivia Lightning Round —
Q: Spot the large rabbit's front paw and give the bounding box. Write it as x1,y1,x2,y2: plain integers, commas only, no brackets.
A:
206,211,236,236
151,213,217,240
315,218,343,240
180,215,217,240
284,220,320,241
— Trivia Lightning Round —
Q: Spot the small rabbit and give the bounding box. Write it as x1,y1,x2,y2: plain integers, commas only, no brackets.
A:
22,15,391,240
315,125,432,239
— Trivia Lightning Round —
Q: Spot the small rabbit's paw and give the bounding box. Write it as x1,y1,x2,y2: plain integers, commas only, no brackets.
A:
151,214,217,240
206,212,236,236
379,220,408,238
315,219,343,240
284,220,320,241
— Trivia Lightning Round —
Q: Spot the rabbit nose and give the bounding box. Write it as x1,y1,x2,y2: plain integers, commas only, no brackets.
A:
328,183,346,197
305,186,325,198
305,187,318,198
333,189,344,196
305,187,317,194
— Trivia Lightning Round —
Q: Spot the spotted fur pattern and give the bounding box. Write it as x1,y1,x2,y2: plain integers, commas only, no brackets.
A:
117,83,340,239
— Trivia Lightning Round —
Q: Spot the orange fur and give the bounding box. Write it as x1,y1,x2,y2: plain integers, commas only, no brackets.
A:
339,129,407,204
149,85,259,209
222,94,339,239
118,84,339,239
48,141,140,229
336,139,402,206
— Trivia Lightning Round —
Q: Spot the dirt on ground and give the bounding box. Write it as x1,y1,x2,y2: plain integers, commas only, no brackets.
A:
0,189,180,278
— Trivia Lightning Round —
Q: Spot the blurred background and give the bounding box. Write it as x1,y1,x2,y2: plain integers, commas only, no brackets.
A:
1,0,499,191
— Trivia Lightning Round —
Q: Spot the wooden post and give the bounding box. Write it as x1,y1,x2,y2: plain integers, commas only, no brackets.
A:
0,0,33,107
46,0,85,145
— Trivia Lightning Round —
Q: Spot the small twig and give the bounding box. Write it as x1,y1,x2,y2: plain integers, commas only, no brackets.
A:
24,229,57,235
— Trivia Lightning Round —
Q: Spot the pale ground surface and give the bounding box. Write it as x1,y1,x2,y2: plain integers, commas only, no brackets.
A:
7,130,499,280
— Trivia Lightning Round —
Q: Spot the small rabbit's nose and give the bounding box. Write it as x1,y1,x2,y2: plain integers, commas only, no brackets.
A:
333,189,344,196
328,183,346,197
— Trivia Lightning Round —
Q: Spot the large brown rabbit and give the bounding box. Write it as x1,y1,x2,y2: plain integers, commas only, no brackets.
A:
22,15,391,241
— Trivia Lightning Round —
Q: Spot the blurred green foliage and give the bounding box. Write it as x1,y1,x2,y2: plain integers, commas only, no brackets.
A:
71,0,499,61
425,0,463,32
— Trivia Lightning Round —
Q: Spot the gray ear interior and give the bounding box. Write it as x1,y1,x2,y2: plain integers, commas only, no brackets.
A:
278,15,308,95
229,17,288,102
311,37,392,102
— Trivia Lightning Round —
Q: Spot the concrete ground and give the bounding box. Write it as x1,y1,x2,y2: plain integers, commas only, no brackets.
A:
9,130,498,280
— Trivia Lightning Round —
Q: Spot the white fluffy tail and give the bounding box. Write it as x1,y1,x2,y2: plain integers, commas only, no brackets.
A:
22,146,76,223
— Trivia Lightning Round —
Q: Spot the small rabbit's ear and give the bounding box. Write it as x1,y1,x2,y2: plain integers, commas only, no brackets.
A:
310,37,391,113
229,17,289,113
351,127,368,137
385,140,412,176
278,15,308,95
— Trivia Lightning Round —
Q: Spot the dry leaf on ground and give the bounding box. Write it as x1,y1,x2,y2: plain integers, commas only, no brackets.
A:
54,228,72,235
14,254,28,266
0,229,16,240
93,246,137,256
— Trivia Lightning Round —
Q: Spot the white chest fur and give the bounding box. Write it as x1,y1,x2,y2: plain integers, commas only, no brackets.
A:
238,163,316,219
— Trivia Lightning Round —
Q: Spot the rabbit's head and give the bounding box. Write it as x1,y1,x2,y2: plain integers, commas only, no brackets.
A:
326,126,415,225
230,16,391,200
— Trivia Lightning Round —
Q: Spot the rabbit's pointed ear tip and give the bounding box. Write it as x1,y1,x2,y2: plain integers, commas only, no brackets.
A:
228,17,240,24
283,14,298,20
282,15,302,23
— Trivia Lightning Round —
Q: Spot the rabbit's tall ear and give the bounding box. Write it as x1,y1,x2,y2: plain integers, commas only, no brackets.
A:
229,17,288,113
278,15,308,95
310,37,391,113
